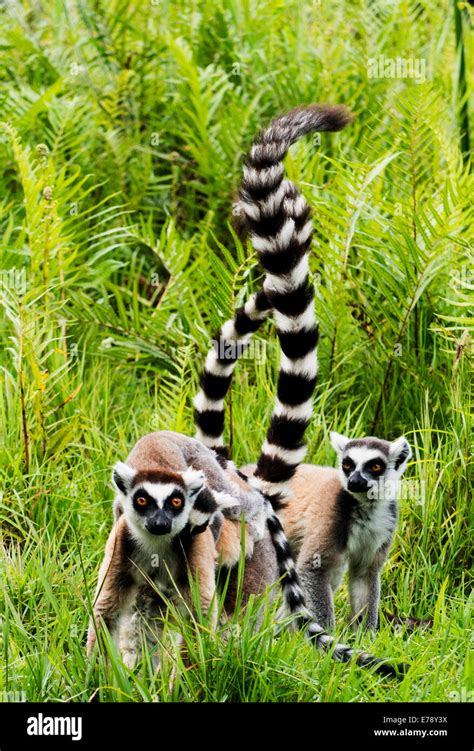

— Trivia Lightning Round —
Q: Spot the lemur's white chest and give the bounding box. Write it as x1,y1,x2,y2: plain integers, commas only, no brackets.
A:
347,501,395,569
130,535,181,599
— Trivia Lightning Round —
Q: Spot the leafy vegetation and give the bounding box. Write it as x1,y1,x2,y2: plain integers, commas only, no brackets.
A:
0,0,472,702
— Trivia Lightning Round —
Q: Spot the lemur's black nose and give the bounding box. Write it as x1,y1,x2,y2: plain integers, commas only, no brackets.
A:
348,472,368,493
146,518,171,535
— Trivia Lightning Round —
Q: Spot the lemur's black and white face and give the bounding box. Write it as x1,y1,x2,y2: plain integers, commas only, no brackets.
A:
330,433,412,502
112,463,206,538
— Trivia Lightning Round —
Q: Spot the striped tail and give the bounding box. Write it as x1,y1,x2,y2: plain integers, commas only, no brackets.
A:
194,289,272,455
194,104,352,461
237,104,353,506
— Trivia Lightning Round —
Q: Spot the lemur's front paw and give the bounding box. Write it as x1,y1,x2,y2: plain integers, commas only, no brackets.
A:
350,613,379,634
212,490,241,513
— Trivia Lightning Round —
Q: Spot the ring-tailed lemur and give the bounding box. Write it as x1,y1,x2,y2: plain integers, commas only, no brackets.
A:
245,432,412,632
195,105,407,676
87,430,269,664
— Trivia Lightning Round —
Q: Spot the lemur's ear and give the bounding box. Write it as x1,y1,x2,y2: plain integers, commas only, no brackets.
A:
388,437,412,471
112,461,136,495
182,468,206,499
330,431,350,456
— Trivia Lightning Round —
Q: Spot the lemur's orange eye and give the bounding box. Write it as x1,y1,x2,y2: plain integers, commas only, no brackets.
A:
136,497,148,507
171,497,183,509
371,463,382,472
342,461,352,471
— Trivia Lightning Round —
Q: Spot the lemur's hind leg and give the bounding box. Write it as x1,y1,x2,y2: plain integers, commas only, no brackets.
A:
220,528,279,624
180,526,219,629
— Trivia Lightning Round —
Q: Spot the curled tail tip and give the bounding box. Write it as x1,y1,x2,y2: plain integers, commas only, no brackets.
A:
306,103,354,131
262,102,354,142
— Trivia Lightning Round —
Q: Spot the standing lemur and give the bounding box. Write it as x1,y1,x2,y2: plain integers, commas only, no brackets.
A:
89,104,404,676
279,433,411,631
241,434,411,632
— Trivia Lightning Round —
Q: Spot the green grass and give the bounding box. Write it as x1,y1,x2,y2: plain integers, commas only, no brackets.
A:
0,0,472,702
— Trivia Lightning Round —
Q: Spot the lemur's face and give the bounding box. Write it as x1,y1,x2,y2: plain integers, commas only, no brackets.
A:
112,463,205,538
330,433,412,502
